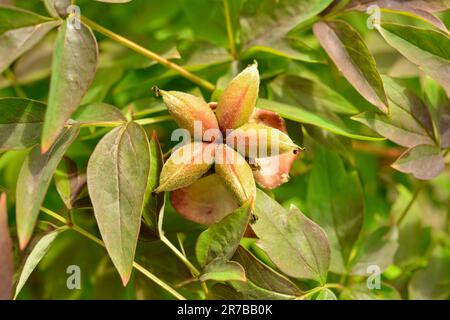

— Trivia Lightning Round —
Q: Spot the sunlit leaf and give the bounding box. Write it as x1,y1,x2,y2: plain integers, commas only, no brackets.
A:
87,122,150,285
258,98,383,141
392,144,445,180
14,228,65,299
253,191,331,284
0,98,46,151
377,23,450,97
41,20,98,152
71,103,126,123
270,75,358,115
16,125,79,249
0,20,59,74
313,20,388,113
240,0,333,50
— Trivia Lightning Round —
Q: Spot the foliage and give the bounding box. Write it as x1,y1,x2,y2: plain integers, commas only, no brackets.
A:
0,0,449,301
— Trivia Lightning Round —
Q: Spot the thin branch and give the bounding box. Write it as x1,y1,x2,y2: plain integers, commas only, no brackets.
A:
223,0,237,58
40,207,186,300
397,183,424,226
81,16,216,92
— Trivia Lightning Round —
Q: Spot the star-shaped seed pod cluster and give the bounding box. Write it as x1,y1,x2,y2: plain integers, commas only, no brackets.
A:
154,63,302,225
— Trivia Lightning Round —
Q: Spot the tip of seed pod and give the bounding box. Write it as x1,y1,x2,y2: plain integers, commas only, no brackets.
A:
152,86,161,97
251,60,258,68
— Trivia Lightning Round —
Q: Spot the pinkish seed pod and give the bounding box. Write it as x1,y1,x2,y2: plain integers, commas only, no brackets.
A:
226,123,301,159
155,142,215,192
157,89,219,141
214,144,256,204
215,63,260,131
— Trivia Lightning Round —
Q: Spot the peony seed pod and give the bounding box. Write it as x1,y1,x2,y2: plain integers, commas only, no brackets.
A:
214,144,256,204
226,123,301,159
157,89,219,141
155,142,215,192
216,63,260,131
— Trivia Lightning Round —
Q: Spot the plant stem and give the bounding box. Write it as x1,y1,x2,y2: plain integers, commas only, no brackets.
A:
81,16,215,92
397,183,424,226
76,115,172,128
223,0,237,58
160,235,200,277
40,207,186,300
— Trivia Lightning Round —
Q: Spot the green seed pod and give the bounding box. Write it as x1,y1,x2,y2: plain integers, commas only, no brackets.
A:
155,142,215,192
157,89,219,141
216,63,260,131
214,144,256,204
226,123,301,158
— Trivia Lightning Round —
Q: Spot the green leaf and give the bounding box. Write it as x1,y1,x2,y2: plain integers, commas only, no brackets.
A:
352,77,436,149
0,98,46,151
41,20,98,152
142,132,165,237
43,0,72,18
313,20,388,113
304,124,354,162
307,146,364,273
382,75,434,137
0,6,52,34
257,98,383,141
16,125,79,249
208,284,243,300
315,288,337,300
349,1,449,31
71,103,126,123
54,156,86,209
87,122,150,285
377,23,450,97
392,144,445,180
408,246,450,300
14,228,65,299
241,36,325,64
0,20,60,74
253,191,330,284
349,0,450,13
0,193,13,300
229,280,298,300
200,260,246,282
306,288,337,300
195,201,251,268
340,282,401,300
270,75,358,115
232,246,302,296
350,226,399,276
352,110,434,148
240,0,333,50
